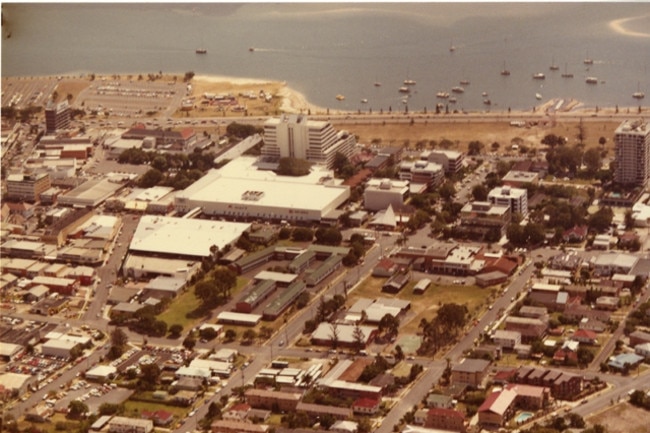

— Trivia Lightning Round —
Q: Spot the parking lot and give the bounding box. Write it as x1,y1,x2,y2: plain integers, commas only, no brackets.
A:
76,79,187,118
1,76,59,109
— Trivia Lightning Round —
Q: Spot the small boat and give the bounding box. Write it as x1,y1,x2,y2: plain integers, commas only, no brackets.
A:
533,73,545,80
248,47,255,52
460,79,470,85
449,39,456,52
500,60,510,76
336,94,345,101
583,56,594,65
535,93,542,100
483,99,492,105
401,98,409,105
561,63,573,78
482,91,488,97
398,86,410,93
195,48,207,54
361,98,368,104
374,81,382,87
586,77,598,84
404,79,416,86
451,86,465,93
436,92,450,99
449,97,457,103
549,56,559,71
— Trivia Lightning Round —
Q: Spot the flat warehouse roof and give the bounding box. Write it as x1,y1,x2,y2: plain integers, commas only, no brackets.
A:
183,172,348,212
130,215,251,258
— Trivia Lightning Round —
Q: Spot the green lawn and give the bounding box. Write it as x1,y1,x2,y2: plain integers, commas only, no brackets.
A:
122,399,190,418
157,277,249,331
348,275,490,335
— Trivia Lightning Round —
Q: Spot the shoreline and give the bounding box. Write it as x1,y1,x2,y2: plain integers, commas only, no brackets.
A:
2,72,647,118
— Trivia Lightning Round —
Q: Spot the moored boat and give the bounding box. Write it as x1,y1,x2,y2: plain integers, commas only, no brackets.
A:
586,77,598,84
398,86,410,93
533,73,545,80
451,86,464,93
195,48,207,54
404,79,416,86
535,93,542,100
336,94,345,101
460,79,470,85
436,92,450,99
483,99,492,105
361,98,368,104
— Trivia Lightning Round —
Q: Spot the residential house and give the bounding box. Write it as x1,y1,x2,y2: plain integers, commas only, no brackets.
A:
478,389,517,427
451,358,490,388
553,341,579,365
563,225,588,243
141,410,174,427
571,329,599,345
629,330,650,347
504,317,548,342
108,417,154,433
425,393,454,409
634,342,650,360
492,330,521,350
222,404,252,422
296,402,352,420
244,389,301,411
352,398,380,415
425,408,466,432
210,420,268,433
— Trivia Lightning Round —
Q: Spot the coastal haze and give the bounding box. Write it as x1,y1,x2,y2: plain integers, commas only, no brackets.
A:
2,2,649,112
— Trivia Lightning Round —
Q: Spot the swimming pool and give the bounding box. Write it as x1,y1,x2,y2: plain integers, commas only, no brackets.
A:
515,412,534,423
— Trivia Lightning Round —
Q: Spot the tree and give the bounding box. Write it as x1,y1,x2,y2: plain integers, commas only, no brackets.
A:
225,329,237,342
242,329,257,344
467,140,484,156
583,147,602,176
379,314,400,339
138,168,164,188
277,157,311,176
68,400,89,419
329,323,340,349
314,227,343,246
438,181,456,201
394,344,405,361
139,363,161,390
291,227,314,242
182,335,196,350
183,71,195,82
588,207,613,233
471,184,488,201
168,324,184,338
352,323,366,351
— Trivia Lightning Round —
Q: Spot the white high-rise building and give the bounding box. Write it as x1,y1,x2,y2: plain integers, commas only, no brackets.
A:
614,120,650,187
262,115,355,168
488,186,528,218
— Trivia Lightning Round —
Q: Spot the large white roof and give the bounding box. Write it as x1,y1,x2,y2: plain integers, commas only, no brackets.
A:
180,170,347,212
130,215,250,258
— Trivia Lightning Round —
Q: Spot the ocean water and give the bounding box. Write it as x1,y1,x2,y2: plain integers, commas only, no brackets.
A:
2,3,649,111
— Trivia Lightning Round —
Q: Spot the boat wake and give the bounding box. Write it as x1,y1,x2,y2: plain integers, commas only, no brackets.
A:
608,15,650,38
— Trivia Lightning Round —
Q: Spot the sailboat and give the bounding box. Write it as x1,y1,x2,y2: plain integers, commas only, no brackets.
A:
500,38,510,76
549,56,559,71
449,39,456,52
583,51,593,65
561,63,574,78
633,82,645,99
500,60,510,76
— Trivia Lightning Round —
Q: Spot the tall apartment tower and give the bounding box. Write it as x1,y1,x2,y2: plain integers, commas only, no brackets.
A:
614,120,650,187
45,100,71,133
262,115,355,168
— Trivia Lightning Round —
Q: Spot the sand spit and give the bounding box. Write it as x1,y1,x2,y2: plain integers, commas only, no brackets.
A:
609,15,650,38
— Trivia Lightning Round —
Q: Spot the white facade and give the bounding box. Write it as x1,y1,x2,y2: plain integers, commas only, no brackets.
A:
363,179,409,211
108,417,153,433
262,115,356,168
488,186,528,217
615,120,650,186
